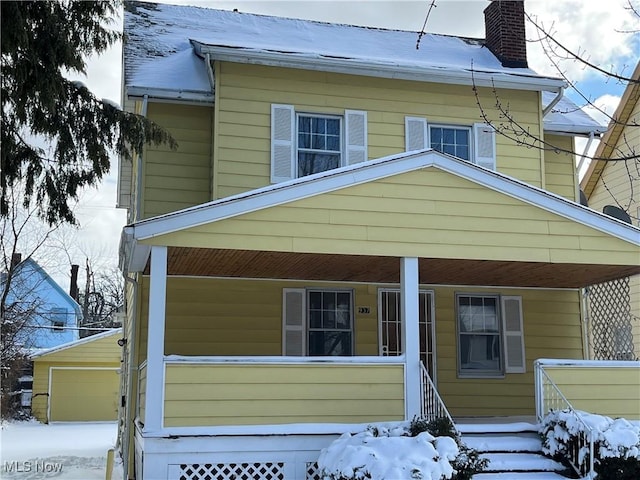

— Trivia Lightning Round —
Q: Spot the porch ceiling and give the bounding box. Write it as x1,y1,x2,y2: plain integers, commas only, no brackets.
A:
157,247,640,289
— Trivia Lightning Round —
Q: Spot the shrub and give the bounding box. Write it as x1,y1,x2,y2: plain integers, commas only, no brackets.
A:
540,409,640,479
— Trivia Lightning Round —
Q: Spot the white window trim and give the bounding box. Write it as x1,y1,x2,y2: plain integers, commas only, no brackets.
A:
295,112,344,176
404,116,496,170
456,292,505,378
306,288,355,357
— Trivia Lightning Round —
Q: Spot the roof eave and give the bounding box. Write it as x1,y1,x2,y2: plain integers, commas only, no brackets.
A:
126,86,214,104
193,42,566,92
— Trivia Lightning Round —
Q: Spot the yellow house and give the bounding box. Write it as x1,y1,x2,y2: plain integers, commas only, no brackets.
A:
581,61,640,360
31,329,122,423
117,2,640,479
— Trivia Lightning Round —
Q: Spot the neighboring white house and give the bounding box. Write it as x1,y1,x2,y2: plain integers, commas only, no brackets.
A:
2,255,81,351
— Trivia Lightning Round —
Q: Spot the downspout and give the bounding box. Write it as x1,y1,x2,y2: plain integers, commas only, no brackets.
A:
120,273,139,480
205,53,215,94
576,131,595,183
542,86,564,117
135,95,149,222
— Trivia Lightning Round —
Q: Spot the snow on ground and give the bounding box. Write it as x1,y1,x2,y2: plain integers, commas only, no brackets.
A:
0,420,122,479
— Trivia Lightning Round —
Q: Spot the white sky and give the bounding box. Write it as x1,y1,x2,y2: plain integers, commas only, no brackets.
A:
41,0,638,289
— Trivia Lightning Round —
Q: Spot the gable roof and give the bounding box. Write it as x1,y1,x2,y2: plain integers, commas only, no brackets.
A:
123,2,601,135
30,328,122,359
581,61,640,198
123,1,566,95
3,258,82,317
122,149,640,273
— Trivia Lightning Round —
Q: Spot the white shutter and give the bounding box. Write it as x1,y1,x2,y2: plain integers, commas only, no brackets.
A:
405,117,428,152
501,296,526,373
345,110,367,165
282,288,306,356
271,104,295,183
473,123,496,170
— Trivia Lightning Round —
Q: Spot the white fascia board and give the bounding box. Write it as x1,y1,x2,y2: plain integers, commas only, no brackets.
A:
194,43,565,92
126,86,213,104
543,123,606,136
129,149,640,247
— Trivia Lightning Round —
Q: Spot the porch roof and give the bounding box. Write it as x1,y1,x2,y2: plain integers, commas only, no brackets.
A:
121,150,640,289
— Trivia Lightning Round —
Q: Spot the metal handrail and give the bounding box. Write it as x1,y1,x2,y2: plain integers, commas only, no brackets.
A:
419,361,457,431
534,362,595,478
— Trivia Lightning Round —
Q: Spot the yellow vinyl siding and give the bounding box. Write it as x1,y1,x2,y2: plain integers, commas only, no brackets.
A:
544,135,577,201
215,62,543,198
34,333,122,363
163,363,404,426
138,277,379,357
544,365,640,419
143,103,213,218
31,362,50,422
434,287,583,417
143,168,638,266
138,363,146,424
135,275,586,418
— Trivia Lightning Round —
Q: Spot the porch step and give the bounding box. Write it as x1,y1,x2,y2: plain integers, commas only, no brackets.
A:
458,423,573,479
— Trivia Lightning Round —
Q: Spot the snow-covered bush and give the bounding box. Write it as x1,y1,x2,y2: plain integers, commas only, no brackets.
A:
540,409,640,479
317,418,487,480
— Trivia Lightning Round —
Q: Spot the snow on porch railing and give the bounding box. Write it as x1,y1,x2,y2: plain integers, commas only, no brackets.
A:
419,361,456,429
534,360,594,478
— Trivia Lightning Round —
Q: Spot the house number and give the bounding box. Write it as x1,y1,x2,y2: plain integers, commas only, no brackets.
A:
357,307,371,314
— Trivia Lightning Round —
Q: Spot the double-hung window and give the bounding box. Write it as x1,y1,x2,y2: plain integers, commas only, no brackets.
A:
271,105,367,183
405,117,496,170
297,115,342,177
456,293,526,377
282,288,354,356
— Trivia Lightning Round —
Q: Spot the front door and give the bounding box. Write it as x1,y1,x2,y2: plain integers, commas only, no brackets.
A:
378,289,437,383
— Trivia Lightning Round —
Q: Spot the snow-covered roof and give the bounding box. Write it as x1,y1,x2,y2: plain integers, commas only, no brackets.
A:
123,2,601,134
30,328,122,359
542,92,606,136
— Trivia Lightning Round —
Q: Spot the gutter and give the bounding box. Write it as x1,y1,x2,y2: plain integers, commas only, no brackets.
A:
191,42,566,93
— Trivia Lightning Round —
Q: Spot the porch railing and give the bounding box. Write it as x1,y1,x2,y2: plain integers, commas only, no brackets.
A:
419,361,456,430
534,360,594,478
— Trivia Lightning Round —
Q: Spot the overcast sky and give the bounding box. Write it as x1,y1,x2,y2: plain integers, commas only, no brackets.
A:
47,0,638,289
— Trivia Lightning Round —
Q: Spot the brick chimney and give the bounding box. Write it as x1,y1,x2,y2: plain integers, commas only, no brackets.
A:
70,264,79,300
11,253,22,268
484,0,528,68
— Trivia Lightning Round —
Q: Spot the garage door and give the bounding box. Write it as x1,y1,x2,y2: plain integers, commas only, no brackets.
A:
50,369,120,422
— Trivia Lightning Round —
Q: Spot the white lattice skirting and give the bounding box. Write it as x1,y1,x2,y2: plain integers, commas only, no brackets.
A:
136,431,334,480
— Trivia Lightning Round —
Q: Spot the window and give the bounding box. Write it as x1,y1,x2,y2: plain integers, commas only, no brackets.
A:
457,294,502,375
308,290,353,356
271,105,367,183
405,117,496,170
456,294,526,376
297,115,342,177
50,308,66,331
430,125,471,161
282,288,353,356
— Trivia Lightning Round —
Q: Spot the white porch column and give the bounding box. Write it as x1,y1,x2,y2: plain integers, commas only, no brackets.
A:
144,245,167,433
401,256,421,419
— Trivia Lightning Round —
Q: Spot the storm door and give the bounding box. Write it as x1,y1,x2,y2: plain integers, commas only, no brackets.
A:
378,289,437,383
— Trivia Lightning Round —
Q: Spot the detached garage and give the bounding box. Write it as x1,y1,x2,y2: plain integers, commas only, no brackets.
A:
31,329,122,423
